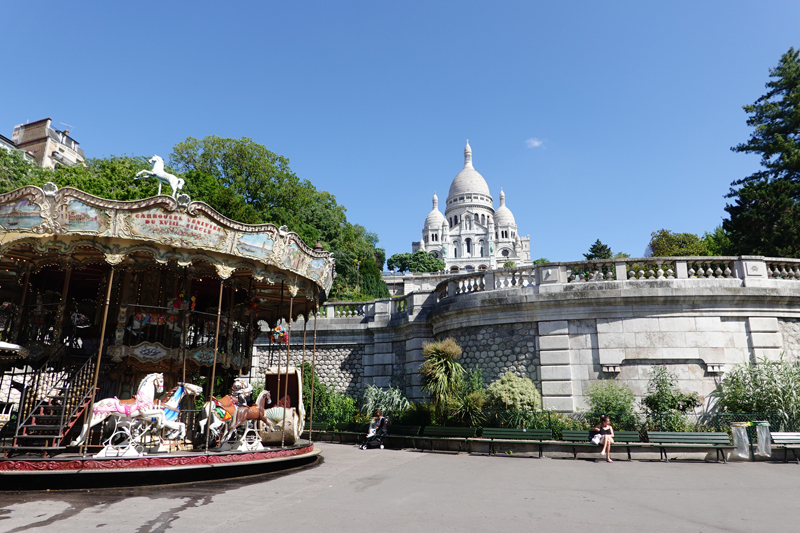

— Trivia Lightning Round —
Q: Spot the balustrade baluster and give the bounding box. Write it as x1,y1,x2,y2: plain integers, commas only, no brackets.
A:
666,263,674,279
724,263,732,278
714,265,723,278
656,262,664,279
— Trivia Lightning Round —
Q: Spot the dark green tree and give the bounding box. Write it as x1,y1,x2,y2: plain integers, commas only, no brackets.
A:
725,48,800,256
387,253,411,273
583,239,612,260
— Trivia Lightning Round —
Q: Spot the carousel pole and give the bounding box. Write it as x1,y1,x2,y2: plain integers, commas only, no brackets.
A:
181,266,189,384
204,279,226,453
80,267,115,456
301,312,307,367
308,290,319,443
280,291,294,447
12,269,30,343
274,282,284,417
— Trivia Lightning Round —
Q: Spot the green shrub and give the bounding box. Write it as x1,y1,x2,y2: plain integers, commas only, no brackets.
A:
641,366,700,431
394,402,434,426
325,392,358,430
714,355,800,430
586,380,635,414
360,385,410,418
449,368,487,427
485,371,542,411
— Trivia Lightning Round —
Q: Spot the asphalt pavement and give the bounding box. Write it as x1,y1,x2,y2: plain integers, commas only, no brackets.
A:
1,443,799,532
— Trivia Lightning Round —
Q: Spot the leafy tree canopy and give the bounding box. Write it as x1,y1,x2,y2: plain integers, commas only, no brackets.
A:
646,229,710,257
387,251,445,273
725,48,800,256
533,257,550,264
583,239,612,260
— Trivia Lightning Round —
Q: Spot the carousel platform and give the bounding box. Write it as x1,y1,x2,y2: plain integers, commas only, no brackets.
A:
0,440,320,490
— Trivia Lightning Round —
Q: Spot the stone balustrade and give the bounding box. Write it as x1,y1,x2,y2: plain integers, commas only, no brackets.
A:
432,256,797,301
298,255,800,409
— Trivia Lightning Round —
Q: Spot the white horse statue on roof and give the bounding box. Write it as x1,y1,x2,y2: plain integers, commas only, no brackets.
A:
135,155,185,198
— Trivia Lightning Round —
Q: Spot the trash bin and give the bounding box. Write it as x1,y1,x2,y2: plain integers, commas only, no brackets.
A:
753,421,771,458
731,421,751,460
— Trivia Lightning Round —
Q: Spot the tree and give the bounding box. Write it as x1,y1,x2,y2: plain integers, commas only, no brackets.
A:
702,225,735,256
731,48,800,187
387,251,445,273
725,48,800,256
533,257,550,264
646,229,710,257
387,253,411,273
583,239,612,260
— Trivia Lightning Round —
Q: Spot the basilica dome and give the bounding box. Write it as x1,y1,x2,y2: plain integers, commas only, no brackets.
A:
424,192,446,229
493,188,516,226
447,140,492,201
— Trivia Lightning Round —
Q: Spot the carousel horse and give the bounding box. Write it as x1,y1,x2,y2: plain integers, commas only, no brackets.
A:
197,381,274,448
104,382,203,444
134,155,185,198
72,372,164,446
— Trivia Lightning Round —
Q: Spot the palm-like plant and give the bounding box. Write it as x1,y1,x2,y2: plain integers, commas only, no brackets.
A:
420,337,465,424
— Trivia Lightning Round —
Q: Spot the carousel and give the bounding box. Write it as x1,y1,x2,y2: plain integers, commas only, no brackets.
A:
0,173,334,489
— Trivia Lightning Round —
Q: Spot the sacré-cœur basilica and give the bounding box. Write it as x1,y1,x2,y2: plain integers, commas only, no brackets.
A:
412,141,532,272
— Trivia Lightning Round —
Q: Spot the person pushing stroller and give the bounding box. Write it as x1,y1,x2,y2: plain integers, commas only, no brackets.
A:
359,410,388,450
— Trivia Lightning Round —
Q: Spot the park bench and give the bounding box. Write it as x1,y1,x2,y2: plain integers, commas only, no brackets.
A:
770,432,800,463
647,431,733,463
478,428,552,458
330,423,369,444
560,430,644,460
382,425,421,448
303,420,331,441
412,426,477,453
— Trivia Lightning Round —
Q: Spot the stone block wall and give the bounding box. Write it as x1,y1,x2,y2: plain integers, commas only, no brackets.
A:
441,323,538,386
252,343,364,396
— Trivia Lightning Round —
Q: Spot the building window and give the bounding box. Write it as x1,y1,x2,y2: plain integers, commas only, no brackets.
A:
465,238,471,254
479,239,485,257
481,214,485,225
502,249,510,257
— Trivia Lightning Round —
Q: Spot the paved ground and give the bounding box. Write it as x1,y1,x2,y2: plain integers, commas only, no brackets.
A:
1,443,798,532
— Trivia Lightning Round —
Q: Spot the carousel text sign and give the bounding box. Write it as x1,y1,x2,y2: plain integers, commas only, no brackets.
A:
129,209,227,248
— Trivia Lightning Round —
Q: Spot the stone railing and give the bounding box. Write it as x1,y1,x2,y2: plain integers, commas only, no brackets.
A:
320,300,371,318
320,295,411,320
765,258,800,279
433,256,798,301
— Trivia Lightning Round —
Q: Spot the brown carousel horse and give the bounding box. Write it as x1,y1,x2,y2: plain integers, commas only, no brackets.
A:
197,379,275,447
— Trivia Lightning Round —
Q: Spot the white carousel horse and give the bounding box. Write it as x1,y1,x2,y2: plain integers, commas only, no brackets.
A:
135,155,185,198
104,382,203,446
72,372,164,446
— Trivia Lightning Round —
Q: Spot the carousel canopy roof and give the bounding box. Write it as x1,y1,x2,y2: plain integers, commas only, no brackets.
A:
0,183,335,322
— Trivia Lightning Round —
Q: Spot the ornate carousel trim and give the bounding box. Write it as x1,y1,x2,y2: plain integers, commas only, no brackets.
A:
0,184,334,293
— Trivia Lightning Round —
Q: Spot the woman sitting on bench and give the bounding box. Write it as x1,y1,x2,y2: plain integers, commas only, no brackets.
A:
589,415,615,463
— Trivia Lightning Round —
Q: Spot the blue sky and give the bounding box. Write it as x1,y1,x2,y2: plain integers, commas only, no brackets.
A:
2,2,799,262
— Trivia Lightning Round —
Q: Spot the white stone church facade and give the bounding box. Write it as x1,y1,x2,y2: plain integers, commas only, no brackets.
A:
412,141,531,272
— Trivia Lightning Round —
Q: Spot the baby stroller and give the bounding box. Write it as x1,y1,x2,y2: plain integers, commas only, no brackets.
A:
359,415,388,450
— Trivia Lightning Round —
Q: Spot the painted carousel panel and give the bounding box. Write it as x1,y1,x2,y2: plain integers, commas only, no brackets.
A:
0,198,44,231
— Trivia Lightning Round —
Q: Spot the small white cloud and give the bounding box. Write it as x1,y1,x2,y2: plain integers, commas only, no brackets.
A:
525,137,543,149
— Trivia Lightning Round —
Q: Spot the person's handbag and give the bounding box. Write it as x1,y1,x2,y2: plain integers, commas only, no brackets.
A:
590,434,602,445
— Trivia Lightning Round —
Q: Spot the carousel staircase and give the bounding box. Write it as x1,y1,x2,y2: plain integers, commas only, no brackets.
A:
7,357,96,455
